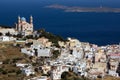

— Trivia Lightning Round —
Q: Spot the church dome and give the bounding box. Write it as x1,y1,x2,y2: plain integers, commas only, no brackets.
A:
21,17,26,21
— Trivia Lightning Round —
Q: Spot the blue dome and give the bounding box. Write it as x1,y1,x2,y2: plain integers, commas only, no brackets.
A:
21,17,26,21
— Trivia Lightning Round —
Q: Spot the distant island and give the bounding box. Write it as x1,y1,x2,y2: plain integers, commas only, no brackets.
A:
45,4,120,13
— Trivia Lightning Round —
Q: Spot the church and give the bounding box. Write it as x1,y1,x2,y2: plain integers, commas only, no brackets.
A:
15,16,33,36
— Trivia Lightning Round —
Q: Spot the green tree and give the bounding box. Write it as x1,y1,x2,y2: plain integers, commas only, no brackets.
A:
16,70,22,75
52,50,61,59
61,71,89,80
3,59,10,64
5,32,12,36
37,28,66,47
0,68,3,72
61,71,69,80
2,70,7,74
0,32,3,36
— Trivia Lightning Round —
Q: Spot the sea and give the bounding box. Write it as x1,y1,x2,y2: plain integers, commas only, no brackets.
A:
0,0,120,46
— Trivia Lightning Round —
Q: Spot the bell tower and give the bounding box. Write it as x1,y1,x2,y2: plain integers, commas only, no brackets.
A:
18,16,20,24
30,15,33,24
17,16,21,31
30,15,33,32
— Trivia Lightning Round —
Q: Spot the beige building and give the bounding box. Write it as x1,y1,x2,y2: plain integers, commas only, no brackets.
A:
58,41,66,48
67,38,82,49
37,37,52,47
15,16,33,36
0,27,16,35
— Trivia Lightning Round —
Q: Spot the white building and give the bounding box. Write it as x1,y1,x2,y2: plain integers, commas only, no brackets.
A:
16,63,30,68
21,48,34,56
72,48,84,59
37,48,51,57
29,76,48,80
0,36,16,42
21,45,51,57
51,65,69,80
21,66,35,76
0,62,3,65
73,61,87,76
0,36,10,41
108,70,119,77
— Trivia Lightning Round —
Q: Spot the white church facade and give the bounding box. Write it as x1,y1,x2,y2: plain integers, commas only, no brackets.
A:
15,16,33,36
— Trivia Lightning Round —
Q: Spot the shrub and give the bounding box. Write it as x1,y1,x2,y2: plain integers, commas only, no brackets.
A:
0,68,3,72
0,32,2,36
52,50,61,59
3,59,10,64
16,70,22,75
2,70,7,74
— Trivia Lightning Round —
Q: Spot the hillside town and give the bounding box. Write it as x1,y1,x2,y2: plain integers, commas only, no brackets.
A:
0,16,120,80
